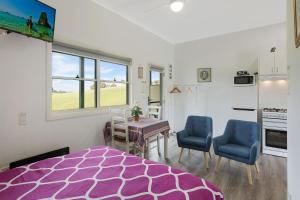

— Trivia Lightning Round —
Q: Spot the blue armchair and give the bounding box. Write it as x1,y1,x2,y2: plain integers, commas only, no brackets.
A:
177,116,213,169
213,120,261,184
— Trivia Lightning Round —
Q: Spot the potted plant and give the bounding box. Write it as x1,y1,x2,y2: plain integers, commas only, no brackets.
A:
131,105,143,121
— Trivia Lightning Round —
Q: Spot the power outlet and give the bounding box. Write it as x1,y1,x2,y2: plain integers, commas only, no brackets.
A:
19,112,28,126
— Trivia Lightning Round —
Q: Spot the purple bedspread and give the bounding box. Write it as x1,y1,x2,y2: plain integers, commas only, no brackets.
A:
0,146,224,200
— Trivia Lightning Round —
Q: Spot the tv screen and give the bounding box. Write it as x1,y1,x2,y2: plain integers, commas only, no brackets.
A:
0,0,56,42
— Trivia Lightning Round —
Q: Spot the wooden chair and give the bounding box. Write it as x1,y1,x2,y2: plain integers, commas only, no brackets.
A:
111,116,135,153
148,105,162,119
147,105,162,155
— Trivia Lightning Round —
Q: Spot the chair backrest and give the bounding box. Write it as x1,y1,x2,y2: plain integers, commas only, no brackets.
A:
225,120,261,147
147,105,162,120
185,116,213,138
111,116,129,142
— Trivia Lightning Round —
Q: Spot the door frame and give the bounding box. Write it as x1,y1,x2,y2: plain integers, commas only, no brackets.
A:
149,66,164,117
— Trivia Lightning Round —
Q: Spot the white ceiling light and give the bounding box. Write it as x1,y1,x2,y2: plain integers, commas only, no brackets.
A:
170,0,185,13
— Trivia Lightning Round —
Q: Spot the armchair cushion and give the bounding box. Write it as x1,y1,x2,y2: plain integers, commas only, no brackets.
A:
180,136,207,147
218,144,250,159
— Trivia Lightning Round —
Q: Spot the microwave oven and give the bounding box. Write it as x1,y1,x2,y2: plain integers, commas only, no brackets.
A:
234,75,255,86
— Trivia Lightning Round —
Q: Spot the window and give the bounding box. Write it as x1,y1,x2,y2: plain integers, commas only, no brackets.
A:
51,48,130,113
51,52,97,111
100,61,129,107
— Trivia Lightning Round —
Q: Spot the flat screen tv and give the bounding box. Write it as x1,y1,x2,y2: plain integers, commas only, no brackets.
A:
0,0,56,42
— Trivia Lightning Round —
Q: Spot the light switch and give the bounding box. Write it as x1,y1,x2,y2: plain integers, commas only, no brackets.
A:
19,112,27,126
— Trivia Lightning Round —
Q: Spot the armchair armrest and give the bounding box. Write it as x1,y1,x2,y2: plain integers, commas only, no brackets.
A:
213,135,229,155
177,130,189,146
205,131,213,149
249,141,260,165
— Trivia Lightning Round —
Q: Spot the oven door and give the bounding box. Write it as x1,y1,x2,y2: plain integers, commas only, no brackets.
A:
265,129,287,149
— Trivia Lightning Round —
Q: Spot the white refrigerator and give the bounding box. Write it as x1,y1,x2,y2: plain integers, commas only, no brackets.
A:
231,84,258,122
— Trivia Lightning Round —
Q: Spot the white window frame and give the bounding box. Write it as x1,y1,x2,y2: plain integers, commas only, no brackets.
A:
46,43,132,120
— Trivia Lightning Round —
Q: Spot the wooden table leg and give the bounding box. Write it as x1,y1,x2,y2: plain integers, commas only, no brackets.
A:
141,146,145,158
157,135,161,156
164,133,168,159
146,139,150,159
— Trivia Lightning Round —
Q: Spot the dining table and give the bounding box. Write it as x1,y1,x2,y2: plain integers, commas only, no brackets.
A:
103,117,170,159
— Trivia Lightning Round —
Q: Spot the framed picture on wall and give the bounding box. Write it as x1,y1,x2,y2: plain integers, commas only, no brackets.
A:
197,68,212,82
294,0,300,48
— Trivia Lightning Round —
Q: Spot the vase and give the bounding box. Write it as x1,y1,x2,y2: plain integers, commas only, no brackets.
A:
134,115,139,122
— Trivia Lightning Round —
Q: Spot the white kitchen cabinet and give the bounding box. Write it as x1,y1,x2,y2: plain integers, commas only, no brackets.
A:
259,49,287,76
259,53,275,75
274,51,287,75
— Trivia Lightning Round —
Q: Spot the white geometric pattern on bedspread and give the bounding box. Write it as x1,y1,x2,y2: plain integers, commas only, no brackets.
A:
0,146,224,200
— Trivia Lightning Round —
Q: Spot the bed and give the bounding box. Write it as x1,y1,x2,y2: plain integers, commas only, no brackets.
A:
0,146,224,200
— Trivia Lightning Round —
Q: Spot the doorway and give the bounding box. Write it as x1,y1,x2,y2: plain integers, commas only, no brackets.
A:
149,69,163,107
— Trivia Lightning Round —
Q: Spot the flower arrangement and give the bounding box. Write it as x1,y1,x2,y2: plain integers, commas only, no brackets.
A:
131,105,143,121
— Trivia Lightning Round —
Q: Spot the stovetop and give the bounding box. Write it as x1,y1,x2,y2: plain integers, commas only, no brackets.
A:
262,108,287,120
262,108,287,113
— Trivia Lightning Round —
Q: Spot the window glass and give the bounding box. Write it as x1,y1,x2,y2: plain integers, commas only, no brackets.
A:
52,52,80,77
100,61,128,107
100,82,127,107
150,71,161,104
151,71,160,85
84,58,96,79
84,81,96,108
52,80,79,111
100,61,127,82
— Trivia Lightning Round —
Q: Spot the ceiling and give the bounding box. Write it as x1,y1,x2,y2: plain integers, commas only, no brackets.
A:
91,0,286,44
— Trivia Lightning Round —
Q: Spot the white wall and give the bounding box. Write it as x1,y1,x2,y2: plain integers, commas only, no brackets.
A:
173,23,287,135
259,80,288,109
0,0,173,168
287,0,300,199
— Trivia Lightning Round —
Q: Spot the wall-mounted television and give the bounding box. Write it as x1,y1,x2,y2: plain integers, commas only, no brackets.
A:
0,0,56,42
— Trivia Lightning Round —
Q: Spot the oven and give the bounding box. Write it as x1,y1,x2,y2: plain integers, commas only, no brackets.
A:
262,111,287,157
265,129,287,150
